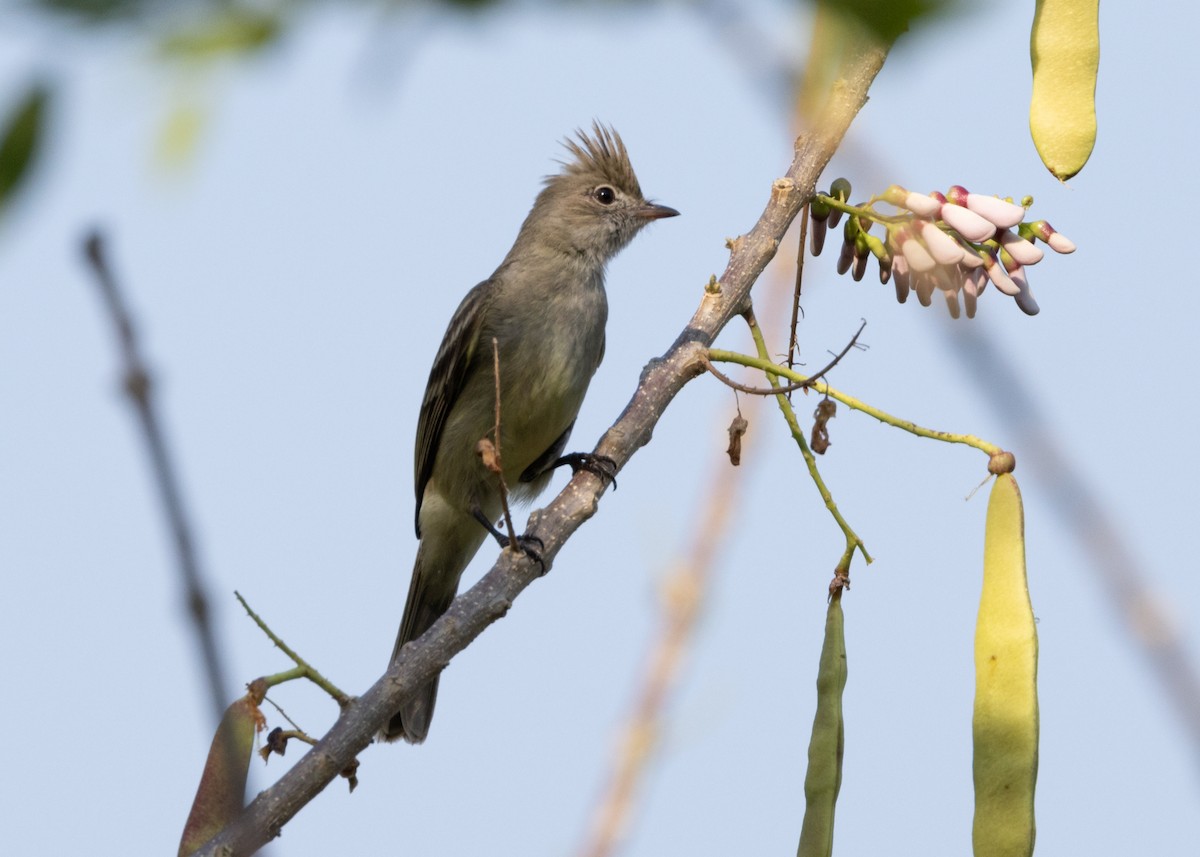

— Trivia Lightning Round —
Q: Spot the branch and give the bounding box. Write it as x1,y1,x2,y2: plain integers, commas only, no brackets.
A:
193,42,890,857
702,319,866,396
81,229,231,723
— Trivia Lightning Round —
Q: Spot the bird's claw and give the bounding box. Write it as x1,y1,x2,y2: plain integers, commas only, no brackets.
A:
498,534,546,574
553,452,618,490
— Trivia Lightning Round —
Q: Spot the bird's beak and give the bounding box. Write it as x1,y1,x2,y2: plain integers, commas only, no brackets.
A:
636,202,680,220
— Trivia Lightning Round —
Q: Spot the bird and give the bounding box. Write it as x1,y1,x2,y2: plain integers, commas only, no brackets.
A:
382,123,678,743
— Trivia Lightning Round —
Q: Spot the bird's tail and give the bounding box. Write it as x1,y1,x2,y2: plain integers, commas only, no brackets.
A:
382,528,480,743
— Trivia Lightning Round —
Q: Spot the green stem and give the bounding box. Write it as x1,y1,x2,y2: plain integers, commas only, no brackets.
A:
259,665,308,688
744,312,872,566
815,193,907,226
708,348,1003,457
235,591,351,706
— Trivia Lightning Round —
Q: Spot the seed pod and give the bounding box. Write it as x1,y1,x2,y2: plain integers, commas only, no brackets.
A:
178,693,264,856
973,473,1038,857
1030,0,1100,180
796,590,847,857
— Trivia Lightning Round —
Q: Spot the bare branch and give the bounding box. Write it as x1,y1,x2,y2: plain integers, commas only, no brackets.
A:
193,42,890,857
81,229,231,723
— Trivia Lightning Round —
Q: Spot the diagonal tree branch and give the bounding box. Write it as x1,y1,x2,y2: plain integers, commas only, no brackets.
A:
82,230,231,724
193,40,890,857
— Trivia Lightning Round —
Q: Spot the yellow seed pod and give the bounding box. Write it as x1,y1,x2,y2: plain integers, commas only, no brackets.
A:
1029,0,1100,180
973,473,1038,857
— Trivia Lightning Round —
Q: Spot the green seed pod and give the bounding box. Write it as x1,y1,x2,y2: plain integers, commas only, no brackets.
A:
973,473,1038,857
796,591,847,857
1030,0,1100,180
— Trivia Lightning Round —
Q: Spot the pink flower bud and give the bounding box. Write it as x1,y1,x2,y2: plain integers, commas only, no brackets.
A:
959,248,984,269
964,193,1026,229
1010,267,1040,316
940,203,996,242
996,229,1044,266
810,216,828,256
943,289,961,320
888,184,940,217
983,252,1020,296
851,251,869,281
899,228,936,273
836,239,854,275
917,220,966,266
963,267,987,298
892,254,910,302
914,275,935,306
1046,231,1076,254
1027,220,1076,254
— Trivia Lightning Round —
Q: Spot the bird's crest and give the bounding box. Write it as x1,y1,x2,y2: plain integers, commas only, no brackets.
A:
556,122,643,197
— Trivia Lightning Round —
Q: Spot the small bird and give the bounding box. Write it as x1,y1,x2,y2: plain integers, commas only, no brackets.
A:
383,124,678,743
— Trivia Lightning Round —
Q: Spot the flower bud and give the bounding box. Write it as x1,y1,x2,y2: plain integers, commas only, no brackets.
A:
1010,267,1040,316
996,229,1044,266
940,202,996,242
917,220,966,266
897,226,936,273
1025,220,1076,253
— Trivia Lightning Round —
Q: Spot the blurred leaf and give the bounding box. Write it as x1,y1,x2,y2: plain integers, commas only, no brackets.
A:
0,81,50,215
157,100,207,169
30,0,159,22
808,0,957,46
160,8,282,59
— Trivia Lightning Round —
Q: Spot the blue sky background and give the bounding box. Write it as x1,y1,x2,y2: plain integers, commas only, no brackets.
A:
2,2,1198,854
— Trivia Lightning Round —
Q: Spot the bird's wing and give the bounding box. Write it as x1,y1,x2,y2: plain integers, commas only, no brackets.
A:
414,279,492,537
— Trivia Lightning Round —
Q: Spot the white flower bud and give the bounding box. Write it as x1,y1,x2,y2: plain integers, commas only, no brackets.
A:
902,191,943,217
984,253,1020,296
965,193,1026,229
959,248,984,269
996,229,1044,266
940,203,996,242
914,275,935,306
1010,267,1040,316
943,289,962,320
1046,231,1076,254
900,233,936,272
917,220,966,266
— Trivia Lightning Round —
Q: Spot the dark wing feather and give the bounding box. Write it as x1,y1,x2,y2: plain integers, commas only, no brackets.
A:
413,280,492,537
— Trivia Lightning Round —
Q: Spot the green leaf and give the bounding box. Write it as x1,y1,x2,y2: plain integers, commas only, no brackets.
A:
0,82,51,214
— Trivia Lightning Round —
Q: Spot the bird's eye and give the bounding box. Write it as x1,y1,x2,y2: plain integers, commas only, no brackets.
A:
593,186,616,205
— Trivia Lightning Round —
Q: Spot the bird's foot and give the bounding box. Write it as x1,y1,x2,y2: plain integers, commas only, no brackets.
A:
471,507,547,573
552,452,618,489
497,533,546,574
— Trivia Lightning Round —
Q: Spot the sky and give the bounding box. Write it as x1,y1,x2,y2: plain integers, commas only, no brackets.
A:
2,1,1199,855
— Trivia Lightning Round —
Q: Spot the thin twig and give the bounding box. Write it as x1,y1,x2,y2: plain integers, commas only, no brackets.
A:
81,229,230,724
235,591,350,706
745,307,872,565
786,202,809,396
490,337,519,548
708,347,1003,457
703,319,866,396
